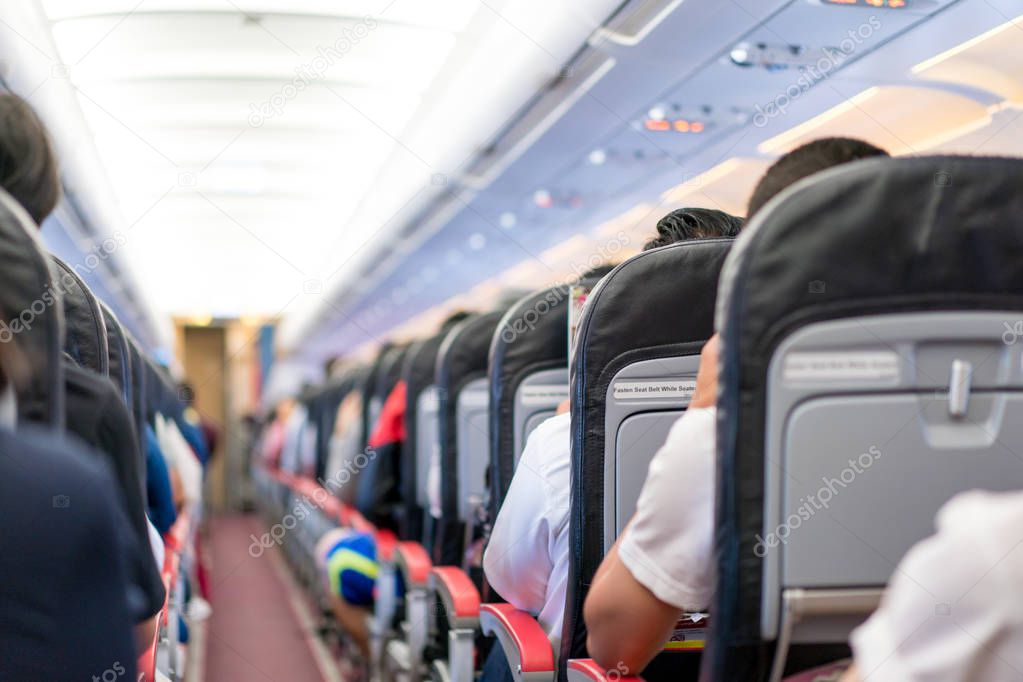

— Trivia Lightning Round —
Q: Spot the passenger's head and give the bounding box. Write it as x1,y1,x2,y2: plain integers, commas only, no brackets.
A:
580,263,617,280
0,94,61,226
439,310,471,333
642,207,744,251
746,137,888,219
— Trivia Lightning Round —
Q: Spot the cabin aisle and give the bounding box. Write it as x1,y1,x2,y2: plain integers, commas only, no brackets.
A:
204,515,331,682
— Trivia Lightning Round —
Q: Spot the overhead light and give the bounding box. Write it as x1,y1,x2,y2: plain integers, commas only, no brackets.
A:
729,42,841,71
730,44,751,66
588,148,607,165
468,233,486,250
647,105,668,121
499,212,517,228
534,189,553,208
643,119,671,132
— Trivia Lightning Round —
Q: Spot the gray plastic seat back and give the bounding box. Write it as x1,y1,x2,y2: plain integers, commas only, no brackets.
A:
415,385,440,512
513,368,568,465
603,357,699,551
456,377,490,522
563,239,732,669
710,155,1023,682
758,314,1023,666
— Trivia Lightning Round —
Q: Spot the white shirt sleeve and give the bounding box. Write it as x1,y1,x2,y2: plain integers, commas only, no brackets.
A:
484,412,571,618
850,489,1023,681
618,406,716,611
147,517,165,568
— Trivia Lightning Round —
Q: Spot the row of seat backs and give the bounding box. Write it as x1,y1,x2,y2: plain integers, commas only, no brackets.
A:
308,367,369,481
0,187,176,484
401,331,453,543
708,155,1023,681
0,199,161,429
561,239,733,679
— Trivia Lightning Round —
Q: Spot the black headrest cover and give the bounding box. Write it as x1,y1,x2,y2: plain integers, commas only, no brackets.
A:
709,155,1023,681
561,238,733,670
126,334,147,435
100,302,132,406
0,189,65,428
52,257,109,376
374,344,410,406
436,310,505,522
487,285,573,519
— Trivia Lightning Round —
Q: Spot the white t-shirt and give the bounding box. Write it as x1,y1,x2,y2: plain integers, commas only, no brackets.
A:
618,406,716,611
156,413,203,509
483,412,572,652
850,489,1023,681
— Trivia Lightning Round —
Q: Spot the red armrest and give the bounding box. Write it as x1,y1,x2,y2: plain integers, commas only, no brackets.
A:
393,541,433,587
567,659,645,682
163,512,190,554
430,567,481,629
137,640,157,682
351,512,376,534
480,603,555,678
162,550,180,589
375,529,397,562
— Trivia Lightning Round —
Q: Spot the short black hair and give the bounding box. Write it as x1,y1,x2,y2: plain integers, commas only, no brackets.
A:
747,137,889,219
643,207,744,251
0,94,60,225
440,310,471,333
580,263,617,280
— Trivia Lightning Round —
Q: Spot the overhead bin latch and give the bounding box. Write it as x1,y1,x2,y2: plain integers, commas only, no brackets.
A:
948,359,973,419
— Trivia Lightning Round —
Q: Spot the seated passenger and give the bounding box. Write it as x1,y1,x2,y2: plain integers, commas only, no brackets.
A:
839,490,1023,682
315,312,468,656
145,423,178,535
0,333,151,680
315,527,379,658
483,207,744,656
583,137,889,673
0,91,166,638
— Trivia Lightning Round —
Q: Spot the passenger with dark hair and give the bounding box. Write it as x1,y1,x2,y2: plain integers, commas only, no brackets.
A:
0,91,165,642
584,138,889,674
483,208,743,660
0,93,61,225
747,137,889,218
643,207,742,250
0,313,149,680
